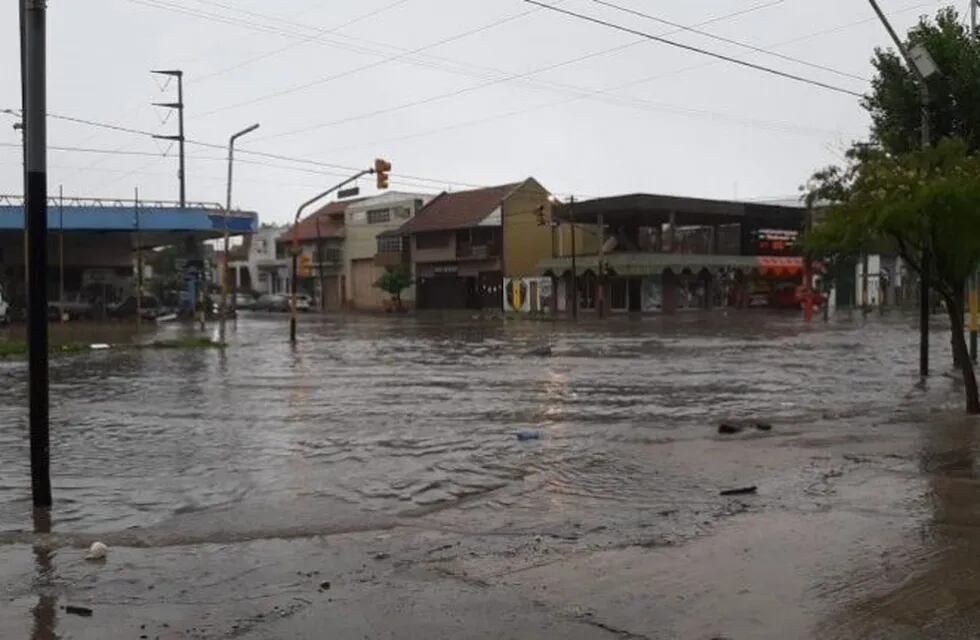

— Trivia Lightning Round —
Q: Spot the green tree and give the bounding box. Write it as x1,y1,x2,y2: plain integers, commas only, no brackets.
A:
806,138,980,414
865,7,980,154
374,265,412,310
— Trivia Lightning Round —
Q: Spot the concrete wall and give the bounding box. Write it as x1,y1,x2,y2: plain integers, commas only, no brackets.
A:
501,178,552,278
343,192,431,308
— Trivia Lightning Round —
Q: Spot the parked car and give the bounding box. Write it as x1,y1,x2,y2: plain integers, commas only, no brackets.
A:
234,293,257,311
295,294,313,312
255,294,290,312
49,296,96,321
107,294,165,320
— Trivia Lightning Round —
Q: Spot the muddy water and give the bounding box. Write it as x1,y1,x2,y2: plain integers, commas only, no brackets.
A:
0,312,957,541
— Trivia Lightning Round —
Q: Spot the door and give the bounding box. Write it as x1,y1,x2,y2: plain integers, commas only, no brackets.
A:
351,259,384,310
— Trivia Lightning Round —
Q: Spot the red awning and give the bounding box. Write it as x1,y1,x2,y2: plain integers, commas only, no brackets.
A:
756,256,804,276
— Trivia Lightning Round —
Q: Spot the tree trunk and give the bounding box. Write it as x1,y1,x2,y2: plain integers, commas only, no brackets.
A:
953,288,966,368
944,293,980,415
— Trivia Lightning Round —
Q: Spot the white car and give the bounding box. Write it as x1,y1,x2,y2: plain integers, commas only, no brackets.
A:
0,286,8,325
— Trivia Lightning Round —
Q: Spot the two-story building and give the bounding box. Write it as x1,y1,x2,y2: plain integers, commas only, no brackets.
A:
343,192,432,310
229,224,290,296
536,193,810,315
389,178,552,310
276,200,351,310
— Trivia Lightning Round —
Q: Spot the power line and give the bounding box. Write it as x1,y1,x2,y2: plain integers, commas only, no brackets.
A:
188,0,415,85
524,0,864,98
145,0,557,117
2,109,497,192
587,0,869,82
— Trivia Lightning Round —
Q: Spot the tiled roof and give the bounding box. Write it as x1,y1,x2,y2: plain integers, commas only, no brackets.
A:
278,199,363,243
397,182,522,234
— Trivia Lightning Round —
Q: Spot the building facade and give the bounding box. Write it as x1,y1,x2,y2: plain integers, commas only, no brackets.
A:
343,192,432,310
393,179,551,310
276,201,348,310
229,225,290,296
536,194,810,315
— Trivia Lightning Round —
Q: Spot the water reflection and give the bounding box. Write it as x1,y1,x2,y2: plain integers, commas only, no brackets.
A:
31,508,58,640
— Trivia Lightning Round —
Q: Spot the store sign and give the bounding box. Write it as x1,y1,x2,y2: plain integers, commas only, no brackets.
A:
433,264,458,275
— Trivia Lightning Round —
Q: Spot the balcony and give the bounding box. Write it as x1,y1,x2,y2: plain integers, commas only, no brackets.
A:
456,243,500,260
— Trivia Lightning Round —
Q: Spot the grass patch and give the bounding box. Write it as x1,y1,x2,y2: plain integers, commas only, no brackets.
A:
0,340,91,359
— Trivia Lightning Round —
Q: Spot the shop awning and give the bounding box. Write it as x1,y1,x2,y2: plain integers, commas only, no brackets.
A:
756,256,804,276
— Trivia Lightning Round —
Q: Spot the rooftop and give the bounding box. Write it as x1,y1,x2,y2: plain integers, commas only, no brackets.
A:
397,182,523,234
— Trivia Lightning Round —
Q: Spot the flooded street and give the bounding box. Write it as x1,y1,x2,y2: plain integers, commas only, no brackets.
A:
1,311,979,638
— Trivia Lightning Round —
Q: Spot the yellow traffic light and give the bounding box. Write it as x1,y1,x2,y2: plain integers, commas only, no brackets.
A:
374,158,391,190
298,254,312,277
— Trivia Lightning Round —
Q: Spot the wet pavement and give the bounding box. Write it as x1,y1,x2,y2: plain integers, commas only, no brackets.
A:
0,311,978,638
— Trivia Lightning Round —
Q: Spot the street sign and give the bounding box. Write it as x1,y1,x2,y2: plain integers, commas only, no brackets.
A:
338,187,360,199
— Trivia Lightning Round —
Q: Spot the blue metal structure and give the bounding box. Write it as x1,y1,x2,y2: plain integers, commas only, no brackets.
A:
0,195,258,236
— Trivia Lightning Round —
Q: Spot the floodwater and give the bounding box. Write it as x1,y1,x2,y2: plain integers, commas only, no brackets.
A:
1,310,979,638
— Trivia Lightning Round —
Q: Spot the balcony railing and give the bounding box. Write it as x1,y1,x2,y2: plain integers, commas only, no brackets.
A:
457,243,500,260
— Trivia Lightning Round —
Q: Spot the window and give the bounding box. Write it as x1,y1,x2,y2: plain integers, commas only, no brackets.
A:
378,236,402,253
367,209,391,224
394,207,411,220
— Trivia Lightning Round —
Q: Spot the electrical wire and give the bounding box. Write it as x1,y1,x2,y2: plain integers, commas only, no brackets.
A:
587,0,868,82
524,0,864,98
188,0,415,85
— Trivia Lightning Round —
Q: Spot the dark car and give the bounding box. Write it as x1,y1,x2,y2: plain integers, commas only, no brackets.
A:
254,294,290,312
107,294,164,320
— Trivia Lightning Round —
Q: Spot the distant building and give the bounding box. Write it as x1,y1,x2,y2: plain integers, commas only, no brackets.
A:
342,192,433,310
228,225,290,296
276,201,350,310
537,193,810,315
393,178,552,310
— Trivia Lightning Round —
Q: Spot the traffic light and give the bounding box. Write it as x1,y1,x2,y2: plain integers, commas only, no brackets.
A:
535,204,547,226
298,253,312,277
374,158,391,190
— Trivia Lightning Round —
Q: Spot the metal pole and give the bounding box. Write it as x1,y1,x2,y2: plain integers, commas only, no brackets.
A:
569,196,578,321
597,212,605,319
970,272,978,363
221,123,260,341
867,0,931,376
972,0,977,33
290,169,372,343
316,215,325,313
135,187,142,331
22,0,51,509
58,185,63,324
176,72,185,208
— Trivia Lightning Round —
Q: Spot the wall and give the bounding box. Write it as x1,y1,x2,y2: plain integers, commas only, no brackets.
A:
343,192,431,308
501,178,552,278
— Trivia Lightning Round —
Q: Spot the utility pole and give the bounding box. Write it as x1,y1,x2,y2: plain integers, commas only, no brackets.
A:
58,185,64,324
569,196,578,321
135,187,142,331
221,123,260,342
151,70,185,207
867,0,937,378
21,0,51,509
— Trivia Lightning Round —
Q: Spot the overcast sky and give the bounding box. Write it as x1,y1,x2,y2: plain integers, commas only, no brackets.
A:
0,0,954,224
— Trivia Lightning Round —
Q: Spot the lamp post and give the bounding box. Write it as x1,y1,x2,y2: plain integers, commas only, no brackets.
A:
220,123,260,342
866,0,938,378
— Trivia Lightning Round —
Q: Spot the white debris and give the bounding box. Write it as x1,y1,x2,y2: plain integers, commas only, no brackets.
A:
89,344,110,351
85,541,108,561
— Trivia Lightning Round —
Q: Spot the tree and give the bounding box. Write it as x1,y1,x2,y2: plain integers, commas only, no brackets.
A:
805,138,980,414
374,265,412,310
865,7,980,154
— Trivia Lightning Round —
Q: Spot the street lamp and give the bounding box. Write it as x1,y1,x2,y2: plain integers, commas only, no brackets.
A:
220,123,260,341
866,0,938,378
